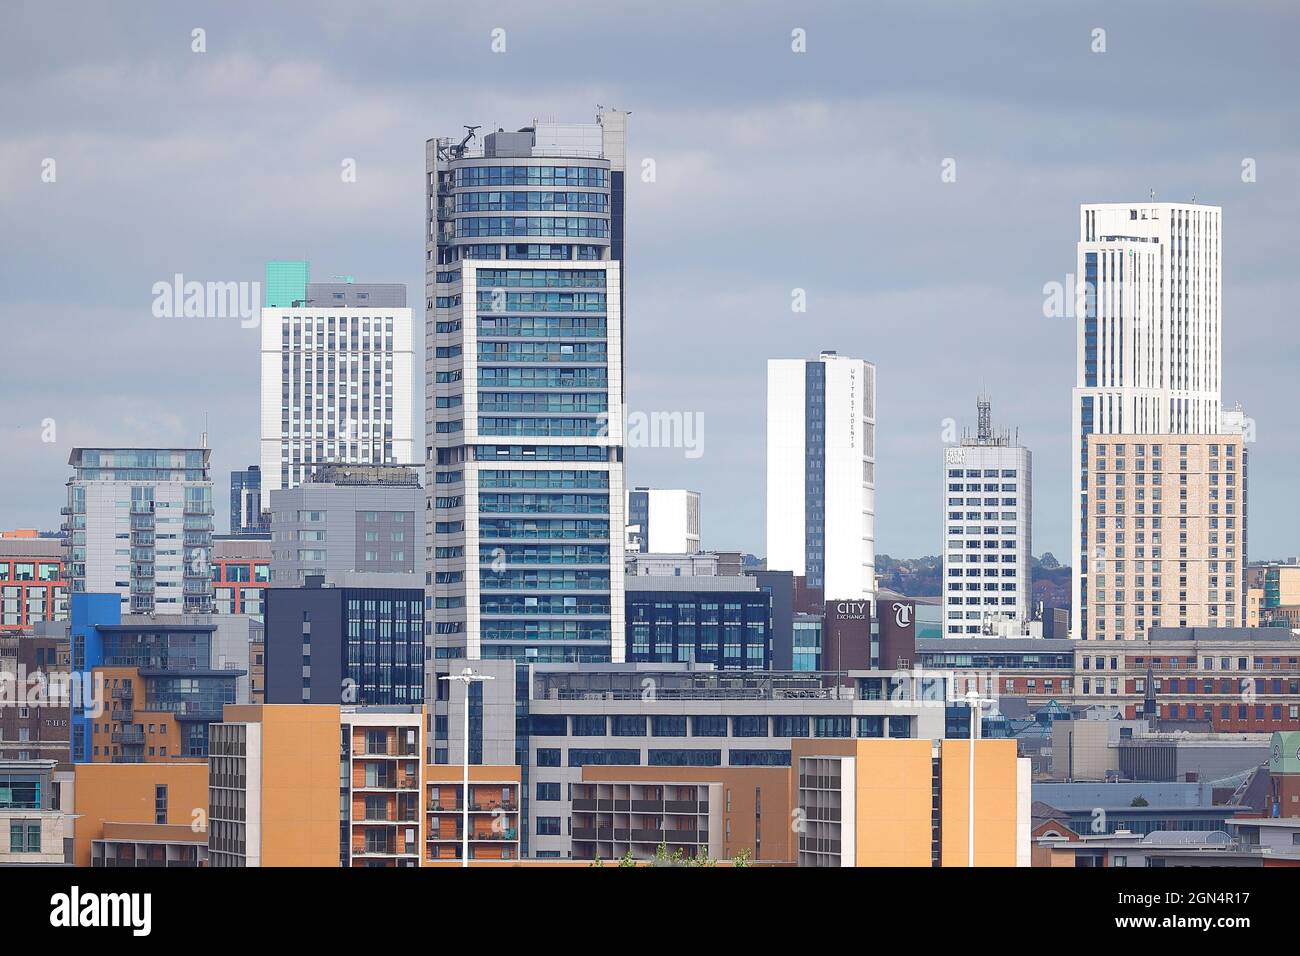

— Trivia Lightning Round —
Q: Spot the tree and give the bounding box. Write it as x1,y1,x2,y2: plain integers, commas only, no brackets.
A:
1130,795,1149,807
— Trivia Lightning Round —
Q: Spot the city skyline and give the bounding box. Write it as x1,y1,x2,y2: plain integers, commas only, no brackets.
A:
5,1,1300,907
3,2,1299,566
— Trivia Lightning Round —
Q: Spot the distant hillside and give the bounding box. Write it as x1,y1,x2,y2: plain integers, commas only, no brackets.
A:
877,552,1073,615
1029,553,1071,614
876,554,942,597
745,552,1072,617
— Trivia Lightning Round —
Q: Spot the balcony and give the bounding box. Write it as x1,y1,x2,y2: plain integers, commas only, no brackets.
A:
357,778,418,792
111,705,133,722
113,728,145,745
471,830,518,842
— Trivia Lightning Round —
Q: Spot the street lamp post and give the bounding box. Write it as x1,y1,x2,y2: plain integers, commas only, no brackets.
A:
963,687,993,868
439,667,495,868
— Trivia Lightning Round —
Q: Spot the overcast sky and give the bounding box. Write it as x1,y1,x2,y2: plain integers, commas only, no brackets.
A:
2,0,1297,562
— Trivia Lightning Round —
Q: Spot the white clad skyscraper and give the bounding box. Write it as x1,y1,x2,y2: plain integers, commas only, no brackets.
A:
1071,202,1222,639
258,262,416,511
766,350,876,604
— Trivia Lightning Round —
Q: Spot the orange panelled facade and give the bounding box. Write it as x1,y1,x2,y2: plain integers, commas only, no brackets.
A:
226,704,341,867
792,737,935,867
424,766,520,862
72,761,208,866
938,738,1022,867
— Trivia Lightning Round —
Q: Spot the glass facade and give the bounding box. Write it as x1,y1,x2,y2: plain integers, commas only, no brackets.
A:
229,465,269,536
792,618,823,671
428,118,626,664
625,590,771,669
342,591,424,705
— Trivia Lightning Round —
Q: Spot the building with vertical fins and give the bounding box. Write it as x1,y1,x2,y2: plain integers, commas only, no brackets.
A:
258,260,416,510
425,111,630,664
1071,202,1223,640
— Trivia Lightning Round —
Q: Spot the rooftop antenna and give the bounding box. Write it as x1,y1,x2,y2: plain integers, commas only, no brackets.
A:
1149,187,1156,201
977,394,992,443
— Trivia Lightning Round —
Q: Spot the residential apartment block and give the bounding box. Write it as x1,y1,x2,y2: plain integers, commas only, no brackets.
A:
258,263,416,509
0,536,68,632
1081,434,1246,640
64,448,215,615
426,113,630,665
1072,203,1224,639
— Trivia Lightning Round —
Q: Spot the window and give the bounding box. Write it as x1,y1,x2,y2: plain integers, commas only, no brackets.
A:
155,784,168,825
814,717,851,738
651,715,687,737
535,782,561,801
571,715,607,736
648,749,721,766
772,716,809,738
610,715,646,737
9,821,40,853
691,716,728,737
732,716,769,738
535,817,562,836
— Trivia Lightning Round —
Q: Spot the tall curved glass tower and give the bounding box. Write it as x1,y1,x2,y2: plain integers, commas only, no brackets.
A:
425,111,629,664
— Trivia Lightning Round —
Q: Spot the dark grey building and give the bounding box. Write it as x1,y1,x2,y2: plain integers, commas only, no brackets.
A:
264,578,424,705
625,576,771,669
747,569,795,670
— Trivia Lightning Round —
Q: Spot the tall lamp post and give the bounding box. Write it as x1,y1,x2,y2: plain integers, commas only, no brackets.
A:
439,668,495,868
963,687,994,868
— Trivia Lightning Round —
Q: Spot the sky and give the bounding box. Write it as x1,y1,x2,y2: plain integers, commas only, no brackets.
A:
1,0,1298,562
